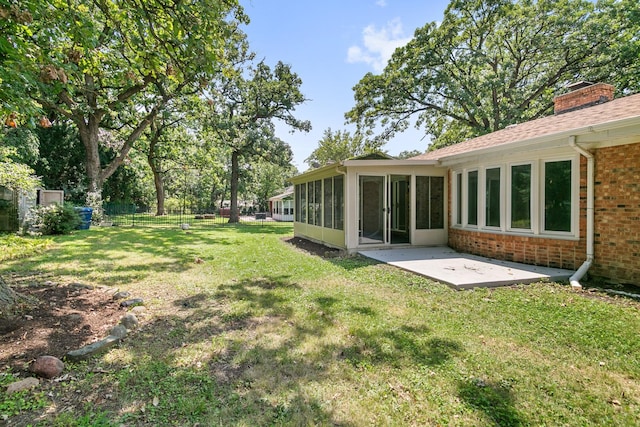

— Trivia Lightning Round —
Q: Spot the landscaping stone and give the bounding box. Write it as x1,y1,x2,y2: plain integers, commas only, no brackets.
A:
30,355,64,379
110,324,127,338
113,291,131,300
120,298,143,307
131,305,147,314
69,282,94,290
65,335,121,362
120,313,138,330
6,377,39,394
68,313,83,324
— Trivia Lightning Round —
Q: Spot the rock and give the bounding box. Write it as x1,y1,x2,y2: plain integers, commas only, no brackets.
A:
113,291,131,300
6,377,39,394
30,355,64,379
120,313,138,330
69,282,93,290
120,298,143,307
131,306,147,314
65,335,121,362
110,324,127,338
68,313,83,323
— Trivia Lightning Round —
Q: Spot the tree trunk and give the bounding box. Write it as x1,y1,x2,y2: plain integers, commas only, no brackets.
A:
229,150,240,223
147,131,165,216
153,171,165,216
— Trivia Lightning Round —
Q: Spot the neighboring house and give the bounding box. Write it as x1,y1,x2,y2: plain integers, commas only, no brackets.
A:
0,187,64,232
269,187,295,221
291,82,640,286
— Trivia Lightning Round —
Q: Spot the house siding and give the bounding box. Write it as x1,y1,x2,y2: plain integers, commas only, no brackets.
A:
591,142,640,284
447,156,588,271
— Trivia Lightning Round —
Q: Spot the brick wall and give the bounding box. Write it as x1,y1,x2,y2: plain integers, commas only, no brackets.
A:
554,83,614,114
448,144,640,285
448,157,588,271
591,143,640,284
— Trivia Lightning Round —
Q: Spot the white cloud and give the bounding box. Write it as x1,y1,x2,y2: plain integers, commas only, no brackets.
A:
376,0,387,6
346,18,411,73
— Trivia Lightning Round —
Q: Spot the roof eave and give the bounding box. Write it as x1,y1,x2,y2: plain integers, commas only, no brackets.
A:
437,115,640,166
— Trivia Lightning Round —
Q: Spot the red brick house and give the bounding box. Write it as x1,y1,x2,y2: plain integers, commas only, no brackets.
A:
291,82,640,287
413,82,640,287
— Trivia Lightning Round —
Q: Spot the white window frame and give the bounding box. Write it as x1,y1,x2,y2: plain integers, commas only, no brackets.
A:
465,168,479,228
452,171,463,227
482,165,504,231
452,154,579,239
540,156,579,237
506,161,536,234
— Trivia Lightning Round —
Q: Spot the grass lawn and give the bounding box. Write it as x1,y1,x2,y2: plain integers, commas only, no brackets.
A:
1,225,639,426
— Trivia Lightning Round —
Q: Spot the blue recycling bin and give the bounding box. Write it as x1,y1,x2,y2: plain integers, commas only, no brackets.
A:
75,207,93,230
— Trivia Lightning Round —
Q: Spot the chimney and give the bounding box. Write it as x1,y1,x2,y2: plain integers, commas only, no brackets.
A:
553,82,615,115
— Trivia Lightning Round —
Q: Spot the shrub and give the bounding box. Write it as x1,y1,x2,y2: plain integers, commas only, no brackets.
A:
22,203,81,235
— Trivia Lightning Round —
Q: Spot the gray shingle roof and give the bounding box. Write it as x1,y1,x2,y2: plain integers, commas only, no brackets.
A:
412,92,640,161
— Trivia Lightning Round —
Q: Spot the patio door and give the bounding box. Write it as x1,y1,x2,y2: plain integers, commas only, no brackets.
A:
358,175,411,245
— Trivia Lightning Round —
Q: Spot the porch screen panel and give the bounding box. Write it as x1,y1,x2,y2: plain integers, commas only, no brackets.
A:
294,185,300,222
467,170,478,226
430,176,444,228
307,181,316,225
485,168,501,227
324,177,333,229
334,175,344,230
416,176,444,229
300,183,307,223
314,179,322,226
544,160,572,232
511,164,531,229
416,177,429,229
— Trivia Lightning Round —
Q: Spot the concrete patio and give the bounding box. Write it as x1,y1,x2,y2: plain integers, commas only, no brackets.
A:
358,246,573,290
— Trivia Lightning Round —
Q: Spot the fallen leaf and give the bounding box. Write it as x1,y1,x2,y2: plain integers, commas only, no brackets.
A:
152,396,159,407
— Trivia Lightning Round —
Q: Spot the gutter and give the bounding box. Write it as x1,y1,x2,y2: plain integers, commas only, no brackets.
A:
569,135,594,290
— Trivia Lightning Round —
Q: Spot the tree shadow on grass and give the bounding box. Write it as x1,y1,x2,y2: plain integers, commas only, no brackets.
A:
29,271,464,426
340,325,464,368
458,379,526,427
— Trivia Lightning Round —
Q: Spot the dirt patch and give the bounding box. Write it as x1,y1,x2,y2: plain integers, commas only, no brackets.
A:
0,273,123,374
282,236,344,258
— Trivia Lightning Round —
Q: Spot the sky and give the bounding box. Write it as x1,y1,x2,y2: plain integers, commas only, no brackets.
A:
239,0,451,171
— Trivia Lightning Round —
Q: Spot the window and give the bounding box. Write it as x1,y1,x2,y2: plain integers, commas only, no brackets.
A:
314,179,322,226
455,172,462,225
454,157,575,236
300,183,306,223
324,177,333,229
510,164,531,229
544,160,572,232
467,170,478,226
294,184,302,222
485,167,501,227
416,176,444,229
306,180,323,226
334,175,344,230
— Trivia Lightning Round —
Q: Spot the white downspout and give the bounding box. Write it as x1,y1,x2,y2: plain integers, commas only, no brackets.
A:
569,136,594,290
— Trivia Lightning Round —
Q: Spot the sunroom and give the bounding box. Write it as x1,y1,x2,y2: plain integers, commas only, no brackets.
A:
290,154,447,253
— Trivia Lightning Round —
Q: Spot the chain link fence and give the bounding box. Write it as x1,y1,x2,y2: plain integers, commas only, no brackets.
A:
102,203,286,228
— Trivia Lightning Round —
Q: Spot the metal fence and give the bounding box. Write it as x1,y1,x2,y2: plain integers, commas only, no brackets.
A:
102,203,288,228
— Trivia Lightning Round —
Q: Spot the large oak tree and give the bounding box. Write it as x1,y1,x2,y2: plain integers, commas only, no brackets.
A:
346,0,640,150
6,0,247,211
207,59,310,223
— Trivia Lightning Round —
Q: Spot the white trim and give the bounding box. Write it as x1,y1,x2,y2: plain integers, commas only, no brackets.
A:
506,161,534,233
452,153,580,239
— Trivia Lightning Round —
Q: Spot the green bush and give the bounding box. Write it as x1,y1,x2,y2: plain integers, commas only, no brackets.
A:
22,203,81,235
